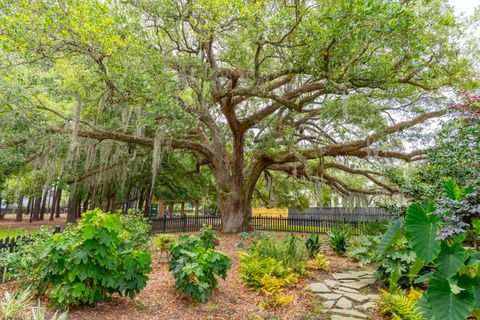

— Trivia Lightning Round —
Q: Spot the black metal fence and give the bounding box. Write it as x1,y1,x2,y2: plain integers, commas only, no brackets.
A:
150,216,222,233
0,235,30,283
150,214,392,235
288,207,389,222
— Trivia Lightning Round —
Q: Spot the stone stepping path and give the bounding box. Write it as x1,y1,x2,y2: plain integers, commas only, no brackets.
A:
305,270,379,319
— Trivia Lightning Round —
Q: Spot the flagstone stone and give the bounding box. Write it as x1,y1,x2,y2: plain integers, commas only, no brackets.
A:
335,297,353,309
324,279,339,288
306,282,331,293
323,300,336,308
331,308,367,319
342,292,369,303
335,286,360,293
340,281,370,290
319,293,342,300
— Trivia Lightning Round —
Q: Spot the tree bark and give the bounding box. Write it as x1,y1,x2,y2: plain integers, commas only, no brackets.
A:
67,192,78,223
39,190,48,220
32,193,41,221
15,194,23,222
25,197,32,215
55,189,62,218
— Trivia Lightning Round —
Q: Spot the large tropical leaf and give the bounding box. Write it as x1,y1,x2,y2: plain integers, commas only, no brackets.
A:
376,218,404,258
405,203,441,263
444,179,461,200
427,272,475,320
409,256,425,283
436,243,467,277
416,293,434,320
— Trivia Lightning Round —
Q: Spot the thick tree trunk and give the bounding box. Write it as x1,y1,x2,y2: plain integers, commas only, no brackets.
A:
39,190,48,221
32,193,41,221
16,194,23,222
67,192,78,223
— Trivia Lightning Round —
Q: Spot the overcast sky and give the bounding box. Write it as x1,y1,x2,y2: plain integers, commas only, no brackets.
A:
449,0,480,15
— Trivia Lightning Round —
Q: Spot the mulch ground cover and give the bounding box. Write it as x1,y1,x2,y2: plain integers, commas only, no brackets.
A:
0,223,368,320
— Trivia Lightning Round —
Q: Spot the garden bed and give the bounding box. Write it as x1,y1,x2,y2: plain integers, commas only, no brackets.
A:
0,232,367,320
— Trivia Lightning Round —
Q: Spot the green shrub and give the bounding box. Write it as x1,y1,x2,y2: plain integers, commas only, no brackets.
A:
253,234,308,274
40,209,152,306
306,254,330,271
118,209,152,250
327,227,350,254
305,233,321,257
168,226,231,303
347,235,379,264
238,234,308,307
238,251,297,307
0,227,54,287
152,234,176,251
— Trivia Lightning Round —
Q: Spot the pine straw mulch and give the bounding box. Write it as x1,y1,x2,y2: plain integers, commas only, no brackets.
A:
0,231,368,320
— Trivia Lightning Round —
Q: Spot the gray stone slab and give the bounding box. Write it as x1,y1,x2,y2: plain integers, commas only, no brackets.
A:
358,278,376,285
324,279,339,288
335,297,353,309
331,316,360,320
323,300,336,308
342,292,369,303
331,308,367,319
306,282,331,293
334,286,360,294
319,293,342,300
332,273,358,280
340,281,370,290
358,301,376,311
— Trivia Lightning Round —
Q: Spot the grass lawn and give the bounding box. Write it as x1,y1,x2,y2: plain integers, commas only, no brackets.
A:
0,228,28,239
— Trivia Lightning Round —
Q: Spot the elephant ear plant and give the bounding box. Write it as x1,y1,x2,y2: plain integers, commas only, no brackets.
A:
379,179,480,320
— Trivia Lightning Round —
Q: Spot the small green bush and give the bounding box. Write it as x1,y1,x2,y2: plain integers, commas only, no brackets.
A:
238,234,308,307
253,234,308,274
0,227,53,287
118,209,152,250
40,209,152,306
168,226,231,303
327,227,350,255
305,233,321,257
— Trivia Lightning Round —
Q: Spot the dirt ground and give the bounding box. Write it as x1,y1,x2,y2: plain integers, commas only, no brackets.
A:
0,214,68,232
0,222,369,320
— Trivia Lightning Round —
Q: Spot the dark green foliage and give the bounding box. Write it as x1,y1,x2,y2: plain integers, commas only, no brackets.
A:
40,209,152,307
380,180,480,320
168,226,231,303
327,227,350,255
305,233,320,257
252,234,308,274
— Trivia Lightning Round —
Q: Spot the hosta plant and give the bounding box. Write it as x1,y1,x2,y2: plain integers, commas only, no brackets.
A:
328,227,350,255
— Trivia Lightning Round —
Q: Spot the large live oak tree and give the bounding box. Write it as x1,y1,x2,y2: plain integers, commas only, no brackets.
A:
0,0,477,231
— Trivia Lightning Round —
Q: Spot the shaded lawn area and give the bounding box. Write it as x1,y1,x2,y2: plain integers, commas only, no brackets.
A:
0,228,29,239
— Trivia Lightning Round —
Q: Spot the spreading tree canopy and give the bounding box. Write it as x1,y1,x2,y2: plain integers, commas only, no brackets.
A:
0,0,477,231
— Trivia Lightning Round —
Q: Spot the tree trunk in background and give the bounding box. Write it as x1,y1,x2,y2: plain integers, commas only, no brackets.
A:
143,193,151,217
168,202,174,217
32,193,41,221
138,193,145,212
55,189,62,218
67,192,78,223
25,197,32,215
50,187,57,221
16,194,23,222
39,191,48,221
